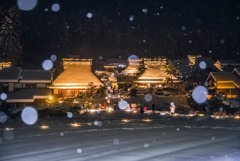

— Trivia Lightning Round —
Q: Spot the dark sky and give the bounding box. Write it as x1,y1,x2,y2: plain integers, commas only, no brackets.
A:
2,0,240,68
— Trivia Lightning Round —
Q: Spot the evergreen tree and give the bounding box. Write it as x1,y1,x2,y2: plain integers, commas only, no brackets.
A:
163,63,179,87
0,6,22,66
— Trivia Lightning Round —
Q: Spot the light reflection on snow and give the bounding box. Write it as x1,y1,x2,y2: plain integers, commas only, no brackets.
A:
21,106,38,125
17,0,38,11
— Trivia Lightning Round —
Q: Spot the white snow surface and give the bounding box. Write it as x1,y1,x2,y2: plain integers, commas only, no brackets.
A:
1,111,240,161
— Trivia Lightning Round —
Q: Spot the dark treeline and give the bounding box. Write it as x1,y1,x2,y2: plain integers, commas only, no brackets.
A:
1,0,240,68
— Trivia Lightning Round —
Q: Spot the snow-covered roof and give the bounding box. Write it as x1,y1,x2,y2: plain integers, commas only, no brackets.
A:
123,65,140,74
233,68,240,77
6,89,51,103
19,70,52,83
209,72,240,88
52,62,103,88
0,67,22,82
217,60,240,65
195,57,219,71
136,66,178,83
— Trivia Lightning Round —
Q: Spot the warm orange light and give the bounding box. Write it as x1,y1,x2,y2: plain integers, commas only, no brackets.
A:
5,128,14,130
122,119,130,122
173,113,179,116
49,96,53,100
234,115,240,119
40,125,49,129
142,119,151,122
108,107,113,112
71,123,80,127
198,114,204,117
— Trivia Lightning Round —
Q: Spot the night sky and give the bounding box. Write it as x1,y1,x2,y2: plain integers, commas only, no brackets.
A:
2,0,240,68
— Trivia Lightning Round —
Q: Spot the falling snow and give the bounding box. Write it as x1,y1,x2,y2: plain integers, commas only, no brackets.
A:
51,3,60,12
17,0,38,11
144,94,153,102
192,86,208,104
21,106,38,125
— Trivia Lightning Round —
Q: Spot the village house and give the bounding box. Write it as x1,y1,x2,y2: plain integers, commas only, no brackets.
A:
206,68,240,98
135,58,181,88
49,58,103,98
0,67,52,104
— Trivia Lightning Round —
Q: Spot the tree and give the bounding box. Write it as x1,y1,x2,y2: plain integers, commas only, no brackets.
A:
85,82,96,99
163,63,179,87
0,6,22,66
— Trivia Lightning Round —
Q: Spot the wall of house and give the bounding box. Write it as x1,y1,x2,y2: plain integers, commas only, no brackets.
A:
8,83,14,92
37,84,47,88
14,83,23,89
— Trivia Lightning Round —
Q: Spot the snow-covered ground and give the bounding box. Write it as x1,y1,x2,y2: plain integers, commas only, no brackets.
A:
1,111,240,161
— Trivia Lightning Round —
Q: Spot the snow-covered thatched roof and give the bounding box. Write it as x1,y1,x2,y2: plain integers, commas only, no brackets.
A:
6,89,51,103
208,72,240,88
52,60,103,88
0,67,22,82
233,68,240,77
123,65,140,74
19,70,52,83
136,65,179,83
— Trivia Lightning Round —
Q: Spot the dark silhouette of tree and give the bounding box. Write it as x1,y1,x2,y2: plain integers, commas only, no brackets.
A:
163,63,179,87
0,6,22,66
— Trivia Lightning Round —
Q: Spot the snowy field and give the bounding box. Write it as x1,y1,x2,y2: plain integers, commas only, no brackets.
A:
1,111,240,161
